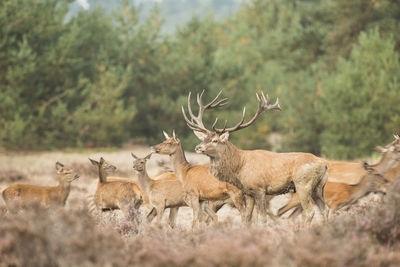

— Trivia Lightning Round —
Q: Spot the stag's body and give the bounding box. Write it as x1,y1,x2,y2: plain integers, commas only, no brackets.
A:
278,168,389,216
206,140,328,224
132,153,186,228
152,131,246,227
90,158,143,219
183,90,328,224
2,162,79,209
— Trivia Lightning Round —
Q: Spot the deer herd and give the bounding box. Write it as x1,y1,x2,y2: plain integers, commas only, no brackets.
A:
2,91,400,229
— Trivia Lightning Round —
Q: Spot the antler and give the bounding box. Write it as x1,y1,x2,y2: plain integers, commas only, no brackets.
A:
213,91,281,134
182,90,228,133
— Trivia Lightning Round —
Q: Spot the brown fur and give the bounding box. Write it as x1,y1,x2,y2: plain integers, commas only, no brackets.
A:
152,131,246,227
197,137,329,224
325,137,400,184
182,90,328,224
132,152,186,228
278,169,389,216
2,162,79,209
278,137,400,217
89,158,143,220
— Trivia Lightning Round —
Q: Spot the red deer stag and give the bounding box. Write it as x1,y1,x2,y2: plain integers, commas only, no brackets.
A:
183,90,329,224
151,129,246,227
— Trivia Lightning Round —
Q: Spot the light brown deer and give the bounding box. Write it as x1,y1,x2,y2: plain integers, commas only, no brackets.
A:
151,130,246,227
183,90,329,224
89,157,143,220
278,163,390,216
131,152,188,228
324,135,400,184
2,162,80,209
278,135,400,217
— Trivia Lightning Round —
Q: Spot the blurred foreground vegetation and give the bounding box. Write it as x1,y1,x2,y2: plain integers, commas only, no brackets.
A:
1,0,400,159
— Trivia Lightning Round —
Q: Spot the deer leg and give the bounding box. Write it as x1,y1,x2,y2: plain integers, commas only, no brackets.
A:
313,167,329,221
167,207,179,228
186,193,200,228
295,185,315,225
244,194,255,224
201,201,218,224
254,191,268,224
146,207,157,223
155,204,166,227
227,189,246,223
277,193,301,217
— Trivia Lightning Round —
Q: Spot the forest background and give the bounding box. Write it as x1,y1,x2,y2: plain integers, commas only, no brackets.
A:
1,0,400,159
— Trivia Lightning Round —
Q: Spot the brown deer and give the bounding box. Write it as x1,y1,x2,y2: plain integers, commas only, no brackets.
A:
96,164,179,226
151,130,246,227
278,163,390,216
2,162,80,209
131,152,187,228
183,90,329,224
325,135,400,184
89,157,143,220
278,135,400,217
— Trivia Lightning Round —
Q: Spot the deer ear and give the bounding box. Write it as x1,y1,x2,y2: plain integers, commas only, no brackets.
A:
56,162,64,173
131,152,138,159
220,132,230,143
172,130,177,140
145,153,152,160
193,130,207,141
89,158,98,166
163,131,170,139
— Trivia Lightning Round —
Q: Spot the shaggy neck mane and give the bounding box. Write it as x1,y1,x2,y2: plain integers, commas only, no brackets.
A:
209,141,245,191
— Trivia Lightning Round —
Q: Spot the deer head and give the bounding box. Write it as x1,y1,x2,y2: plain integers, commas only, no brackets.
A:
182,90,280,158
89,157,117,176
56,162,80,183
151,130,181,155
131,152,152,172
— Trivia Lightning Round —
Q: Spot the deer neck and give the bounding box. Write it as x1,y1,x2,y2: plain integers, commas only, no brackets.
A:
98,166,108,183
209,141,246,191
170,143,189,182
369,154,398,174
136,166,153,196
57,176,72,205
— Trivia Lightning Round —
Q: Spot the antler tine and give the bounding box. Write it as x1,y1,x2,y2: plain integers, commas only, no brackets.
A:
212,117,228,133
216,91,280,134
181,106,208,133
182,90,229,133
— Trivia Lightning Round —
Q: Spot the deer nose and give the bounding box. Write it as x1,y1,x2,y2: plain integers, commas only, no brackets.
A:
195,145,204,153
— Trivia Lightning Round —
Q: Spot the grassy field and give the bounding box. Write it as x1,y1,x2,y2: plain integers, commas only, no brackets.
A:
0,148,399,266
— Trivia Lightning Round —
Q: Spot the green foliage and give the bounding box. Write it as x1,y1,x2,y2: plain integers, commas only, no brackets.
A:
319,29,400,159
1,0,400,158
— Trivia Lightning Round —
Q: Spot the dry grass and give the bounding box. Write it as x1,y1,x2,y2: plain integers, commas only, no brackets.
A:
1,148,399,266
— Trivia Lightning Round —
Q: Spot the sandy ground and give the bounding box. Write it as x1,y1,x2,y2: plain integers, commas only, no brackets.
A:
0,146,326,227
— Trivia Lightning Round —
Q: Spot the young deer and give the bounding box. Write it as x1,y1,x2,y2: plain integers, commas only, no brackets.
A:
89,157,143,220
325,135,400,184
278,137,400,217
151,130,246,227
183,90,329,224
278,163,390,217
2,162,80,209
131,152,187,228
